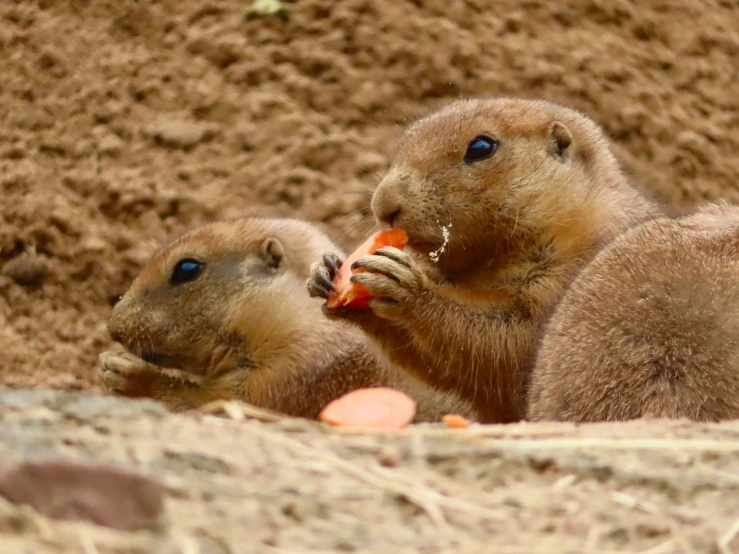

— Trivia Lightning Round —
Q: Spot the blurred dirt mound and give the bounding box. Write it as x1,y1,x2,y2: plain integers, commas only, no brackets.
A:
0,0,737,389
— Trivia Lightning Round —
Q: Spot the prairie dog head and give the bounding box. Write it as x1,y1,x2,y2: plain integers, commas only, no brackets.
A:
108,217,345,376
372,98,637,269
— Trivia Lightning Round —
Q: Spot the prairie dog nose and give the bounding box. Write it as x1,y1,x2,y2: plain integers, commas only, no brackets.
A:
108,321,124,344
371,171,405,228
107,295,132,344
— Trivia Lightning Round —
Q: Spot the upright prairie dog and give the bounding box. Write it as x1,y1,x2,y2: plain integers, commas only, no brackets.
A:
99,216,475,421
308,97,661,423
528,202,739,423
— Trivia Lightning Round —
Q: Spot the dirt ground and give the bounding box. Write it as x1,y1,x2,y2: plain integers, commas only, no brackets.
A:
1,0,738,390
1,390,739,554
1,0,739,552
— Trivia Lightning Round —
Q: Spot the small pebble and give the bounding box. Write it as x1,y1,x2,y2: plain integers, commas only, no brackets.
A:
1,255,48,286
149,120,216,150
0,460,165,531
77,237,108,254
676,130,708,156
97,134,125,156
377,445,402,467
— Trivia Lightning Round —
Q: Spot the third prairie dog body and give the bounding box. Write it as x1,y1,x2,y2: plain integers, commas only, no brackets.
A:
528,202,739,423
308,97,661,423
99,216,474,421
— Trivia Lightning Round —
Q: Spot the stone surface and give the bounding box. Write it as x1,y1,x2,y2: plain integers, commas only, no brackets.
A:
0,460,164,531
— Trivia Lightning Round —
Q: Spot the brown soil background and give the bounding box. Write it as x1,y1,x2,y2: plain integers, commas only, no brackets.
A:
1,0,738,390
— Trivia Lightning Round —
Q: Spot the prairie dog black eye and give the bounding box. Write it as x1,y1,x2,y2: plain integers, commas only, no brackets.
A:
463,136,499,164
170,258,204,285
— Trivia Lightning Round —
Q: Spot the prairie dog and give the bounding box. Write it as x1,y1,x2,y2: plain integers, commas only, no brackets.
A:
308,97,660,422
100,216,475,421
528,202,739,422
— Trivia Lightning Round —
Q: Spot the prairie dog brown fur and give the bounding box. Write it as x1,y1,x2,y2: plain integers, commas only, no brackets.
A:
100,217,475,421
528,202,739,423
308,97,660,423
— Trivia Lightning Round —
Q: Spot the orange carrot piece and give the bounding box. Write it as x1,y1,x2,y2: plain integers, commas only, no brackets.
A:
326,228,409,309
319,387,417,430
442,414,471,429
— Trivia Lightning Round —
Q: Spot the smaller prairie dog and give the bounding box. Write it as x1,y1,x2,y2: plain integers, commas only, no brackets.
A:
528,202,739,422
100,216,475,421
308,97,660,423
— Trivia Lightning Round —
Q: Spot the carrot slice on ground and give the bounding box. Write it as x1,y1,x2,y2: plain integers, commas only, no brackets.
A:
326,228,409,309
319,387,417,430
442,414,471,429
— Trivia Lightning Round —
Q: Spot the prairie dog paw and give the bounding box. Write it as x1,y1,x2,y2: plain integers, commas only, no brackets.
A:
99,351,166,397
307,252,343,299
99,351,200,398
351,247,424,320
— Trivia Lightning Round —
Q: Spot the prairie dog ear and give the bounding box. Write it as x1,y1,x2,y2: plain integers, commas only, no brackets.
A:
259,237,286,271
547,121,574,161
